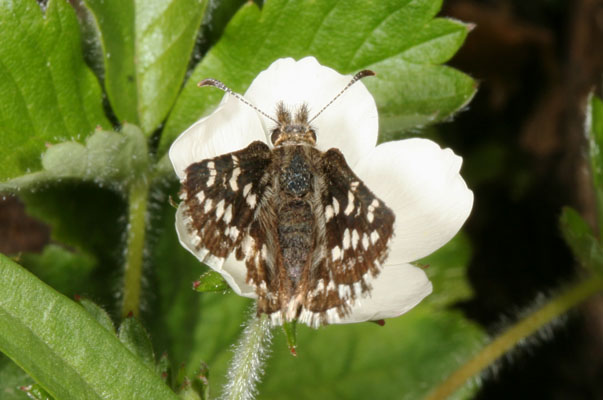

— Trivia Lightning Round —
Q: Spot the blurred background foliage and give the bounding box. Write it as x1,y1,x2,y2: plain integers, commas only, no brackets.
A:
0,0,602,399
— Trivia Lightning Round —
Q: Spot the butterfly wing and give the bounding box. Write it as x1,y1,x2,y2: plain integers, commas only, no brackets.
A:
180,140,274,270
298,148,395,327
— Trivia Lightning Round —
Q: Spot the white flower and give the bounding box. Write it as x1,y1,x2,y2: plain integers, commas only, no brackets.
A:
169,57,473,324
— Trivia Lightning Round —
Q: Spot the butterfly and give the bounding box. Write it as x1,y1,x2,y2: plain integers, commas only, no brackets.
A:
178,70,395,328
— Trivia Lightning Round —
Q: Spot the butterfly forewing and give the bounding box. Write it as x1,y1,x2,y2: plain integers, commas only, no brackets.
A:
181,141,273,268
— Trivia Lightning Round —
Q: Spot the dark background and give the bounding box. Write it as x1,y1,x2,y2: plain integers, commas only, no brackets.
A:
442,0,603,398
1,0,603,398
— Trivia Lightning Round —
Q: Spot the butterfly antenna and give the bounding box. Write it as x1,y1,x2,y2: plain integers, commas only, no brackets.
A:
308,70,375,123
198,78,279,124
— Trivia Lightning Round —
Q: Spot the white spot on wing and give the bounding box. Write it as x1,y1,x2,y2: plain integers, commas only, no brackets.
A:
196,191,205,203
241,235,255,257
206,174,215,187
338,284,351,299
326,308,339,324
325,205,334,221
342,229,351,250
229,167,241,191
362,233,369,249
223,204,233,224
228,226,239,241
270,312,283,326
351,230,360,249
261,244,268,261
353,281,363,297
215,199,225,219
243,183,252,197
331,246,342,261
203,199,213,213
344,191,355,215
205,161,217,187
247,193,257,209
370,231,380,244
312,279,325,296
332,197,340,215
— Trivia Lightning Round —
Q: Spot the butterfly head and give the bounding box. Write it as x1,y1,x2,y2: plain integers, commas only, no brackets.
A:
270,102,316,147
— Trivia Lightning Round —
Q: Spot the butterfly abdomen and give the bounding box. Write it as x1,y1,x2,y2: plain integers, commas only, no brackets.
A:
275,146,317,290
277,200,313,287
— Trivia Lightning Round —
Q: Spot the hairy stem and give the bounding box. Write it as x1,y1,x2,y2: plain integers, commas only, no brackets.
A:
426,276,603,400
222,312,273,400
121,181,149,318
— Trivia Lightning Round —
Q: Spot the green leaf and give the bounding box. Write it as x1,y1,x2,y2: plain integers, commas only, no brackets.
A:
420,232,474,307
0,255,179,399
160,0,474,154
156,352,173,386
560,206,603,274
177,379,202,400
118,316,156,370
0,354,33,400
261,309,484,400
19,245,96,299
0,124,149,193
191,362,210,400
197,0,247,54
78,298,116,334
0,0,110,181
281,321,297,356
83,0,209,134
177,291,484,400
588,94,603,238
194,271,231,293
177,363,209,400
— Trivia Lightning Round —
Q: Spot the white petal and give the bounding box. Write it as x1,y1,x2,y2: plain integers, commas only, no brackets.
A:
169,94,266,180
174,205,256,298
355,138,473,264
245,57,378,166
336,264,432,324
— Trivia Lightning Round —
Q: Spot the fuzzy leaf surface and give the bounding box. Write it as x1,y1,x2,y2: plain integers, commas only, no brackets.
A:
0,124,148,193
0,0,109,181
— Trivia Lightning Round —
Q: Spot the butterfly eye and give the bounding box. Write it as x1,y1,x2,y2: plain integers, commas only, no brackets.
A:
309,129,317,142
271,129,281,145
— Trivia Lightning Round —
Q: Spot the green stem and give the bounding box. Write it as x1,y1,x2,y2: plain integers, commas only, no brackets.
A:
121,181,149,318
426,276,603,400
222,312,272,400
